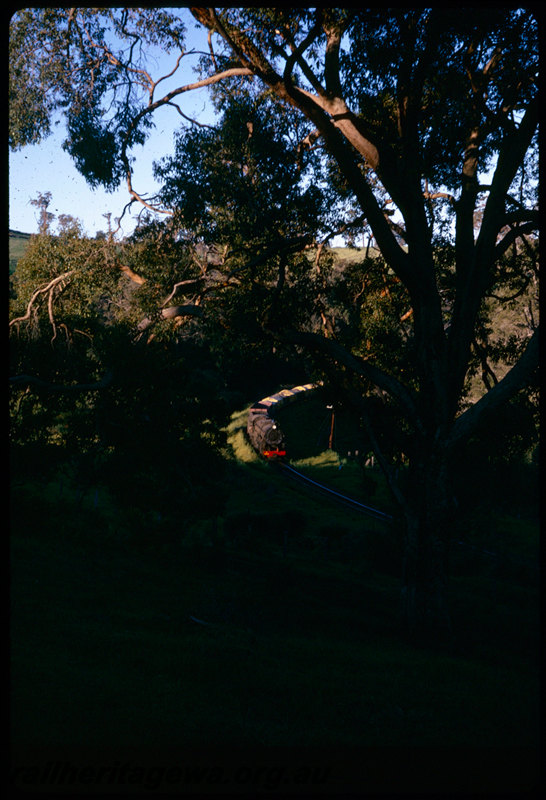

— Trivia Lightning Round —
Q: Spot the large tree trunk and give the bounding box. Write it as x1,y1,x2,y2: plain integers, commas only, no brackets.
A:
400,445,455,646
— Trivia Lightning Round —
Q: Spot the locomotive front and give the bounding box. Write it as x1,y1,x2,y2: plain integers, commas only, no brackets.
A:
262,418,286,459
247,411,286,459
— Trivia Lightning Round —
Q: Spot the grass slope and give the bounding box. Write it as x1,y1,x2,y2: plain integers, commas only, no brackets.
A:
10,398,540,794
9,230,31,274
9,240,539,790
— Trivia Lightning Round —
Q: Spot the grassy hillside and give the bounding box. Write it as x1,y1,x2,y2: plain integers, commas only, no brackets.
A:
328,244,382,262
9,229,31,274
10,393,540,793
9,233,539,790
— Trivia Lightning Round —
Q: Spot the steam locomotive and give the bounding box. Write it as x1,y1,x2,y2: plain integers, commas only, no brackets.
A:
246,383,318,459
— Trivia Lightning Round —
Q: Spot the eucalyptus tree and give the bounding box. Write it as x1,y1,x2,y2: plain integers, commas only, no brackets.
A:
9,201,231,527
9,7,539,641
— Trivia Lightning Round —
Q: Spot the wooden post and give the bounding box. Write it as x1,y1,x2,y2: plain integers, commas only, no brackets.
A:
327,405,335,450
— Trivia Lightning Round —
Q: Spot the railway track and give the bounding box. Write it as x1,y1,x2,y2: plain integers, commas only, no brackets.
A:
274,462,538,573
246,388,536,571
275,461,394,523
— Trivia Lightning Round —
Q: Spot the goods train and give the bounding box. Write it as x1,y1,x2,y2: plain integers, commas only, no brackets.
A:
247,383,318,459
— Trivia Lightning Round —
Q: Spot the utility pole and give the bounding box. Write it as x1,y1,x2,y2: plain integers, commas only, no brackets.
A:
327,404,335,450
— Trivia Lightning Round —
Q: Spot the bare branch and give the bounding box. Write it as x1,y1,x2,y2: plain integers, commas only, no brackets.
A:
161,278,205,307
207,28,218,70
282,14,325,97
447,327,539,446
165,100,216,129
10,370,114,393
9,271,74,328
150,50,185,102
472,338,499,391
476,95,539,262
424,191,455,203
323,21,343,98
119,65,253,215
267,326,424,435
135,304,204,337
135,67,253,118
118,264,146,285
48,279,58,344
494,220,538,261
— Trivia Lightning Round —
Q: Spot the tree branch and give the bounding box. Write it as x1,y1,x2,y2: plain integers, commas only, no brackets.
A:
494,220,538,261
343,385,409,513
323,21,343,99
447,327,539,446
136,304,204,334
119,264,146,285
282,13,325,97
268,326,424,434
448,94,538,401
10,370,114,393
190,7,411,292
9,271,74,328
476,95,539,264
119,63,253,215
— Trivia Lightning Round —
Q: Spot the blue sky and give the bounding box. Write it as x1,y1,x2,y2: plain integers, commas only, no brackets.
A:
9,11,216,238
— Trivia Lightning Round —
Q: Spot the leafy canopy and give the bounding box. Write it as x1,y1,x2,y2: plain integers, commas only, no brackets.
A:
9,7,539,453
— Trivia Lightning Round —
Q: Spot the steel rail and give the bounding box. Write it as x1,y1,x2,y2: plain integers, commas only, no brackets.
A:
276,463,538,572
272,463,540,577
277,461,394,522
